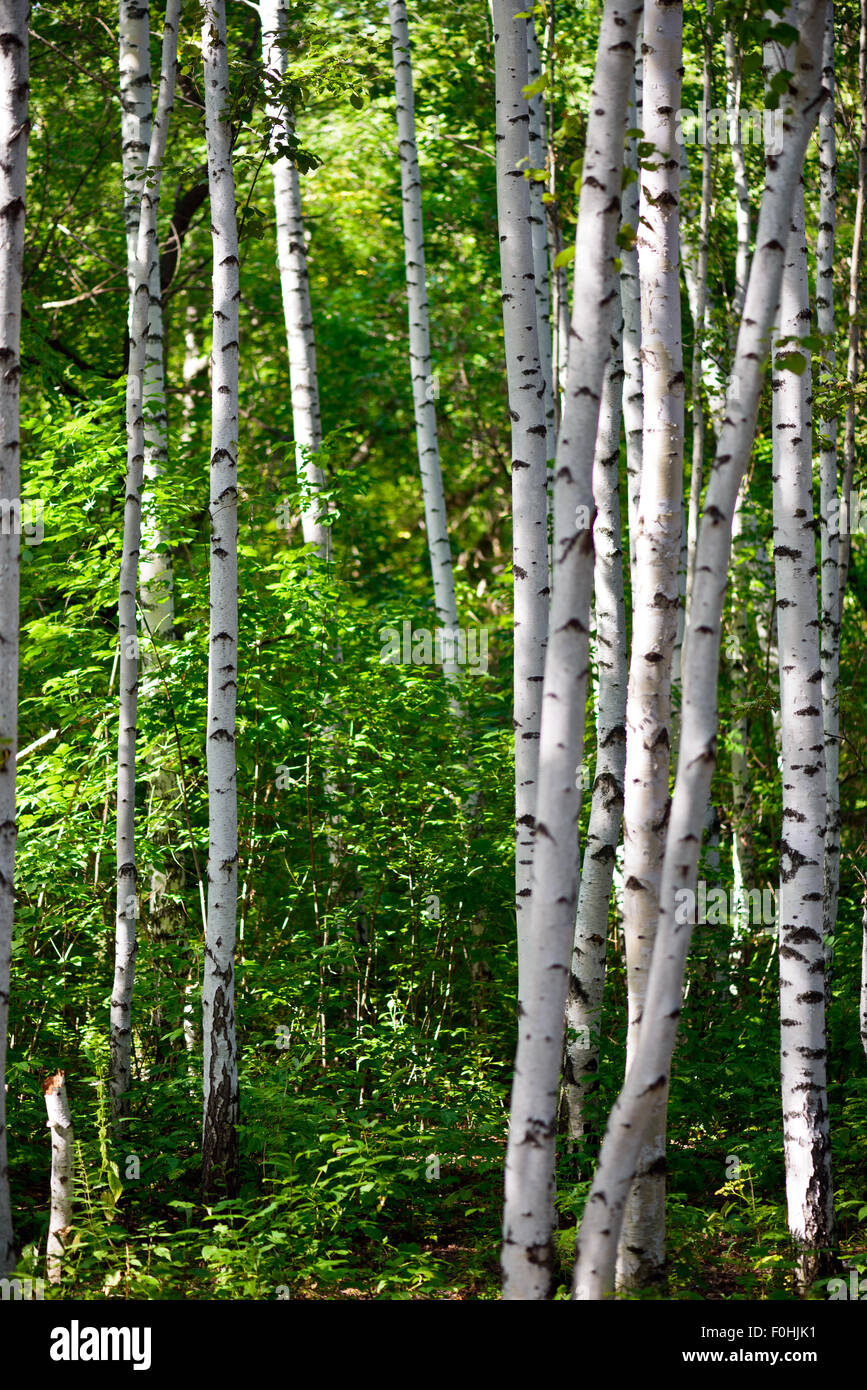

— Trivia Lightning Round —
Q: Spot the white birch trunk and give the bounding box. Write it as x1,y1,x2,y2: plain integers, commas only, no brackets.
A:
492,0,550,999
201,0,241,1196
817,7,840,978
726,30,751,321
119,0,152,295
526,15,555,466
120,3,179,958
501,0,643,1300
617,0,685,1290
838,0,867,608
683,1,713,634
110,0,180,1118
564,312,627,1148
770,162,834,1278
43,1071,73,1285
622,66,643,590
726,30,754,965
387,0,458,641
572,0,829,1300
0,0,27,1277
729,492,754,964
260,0,329,559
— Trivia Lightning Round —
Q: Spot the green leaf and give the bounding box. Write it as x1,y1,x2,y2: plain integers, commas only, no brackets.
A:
521,74,548,99
553,246,575,270
776,350,807,375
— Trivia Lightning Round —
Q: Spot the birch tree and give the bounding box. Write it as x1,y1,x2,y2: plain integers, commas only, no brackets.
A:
491,0,550,999
260,0,329,559
43,1071,73,1285
572,0,830,1300
0,0,27,1278
387,0,458,640
501,0,643,1299
201,0,241,1197
768,23,834,1276
119,0,182,1038
683,1,713,628
119,0,152,293
622,60,644,587
617,0,685,1290
839,0,867,608
110,0,180,1119
563,313,627,1151
725,25,756,966
817,6,840,976
526,15,555,464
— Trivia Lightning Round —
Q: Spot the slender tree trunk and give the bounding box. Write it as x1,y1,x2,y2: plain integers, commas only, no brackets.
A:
260,0,329,559
110,0,180,1119
526,16,556,479
542,9,569,431
572,0,829,1300
492,0,550,1001
563,311,627,1151
817,7,840,979
617,0,685,1291
501,0,642,1300
131,3,182,1054
0,0,28,1278
201,0,241,1198
728,491,755,963
683,0,713,632
726,29,751,322
769,127,835,1281
622,62,643,590
387,0,458,642
119,0,152,293
113,2,151,1116
43,1071,73,1285
726,27,755,966
839,0,867,608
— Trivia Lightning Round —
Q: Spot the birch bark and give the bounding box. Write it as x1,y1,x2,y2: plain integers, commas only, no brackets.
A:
526,15,555,464
768,23,834,1271
816,7,840,978
617,0,685,1290
387,0,458,640
500,0,642,1300
43,1072,73,1285
839,0,867,608
683,1,713,633
622,63,643,589
564,312,627,1149
0,0,27,1278
110,0,180,1119
492,0,550,999
120,3,179,963
260,0,329,559
201,0,241,1197
726,28,755,960
119,0,152,292
572,0,829,1300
